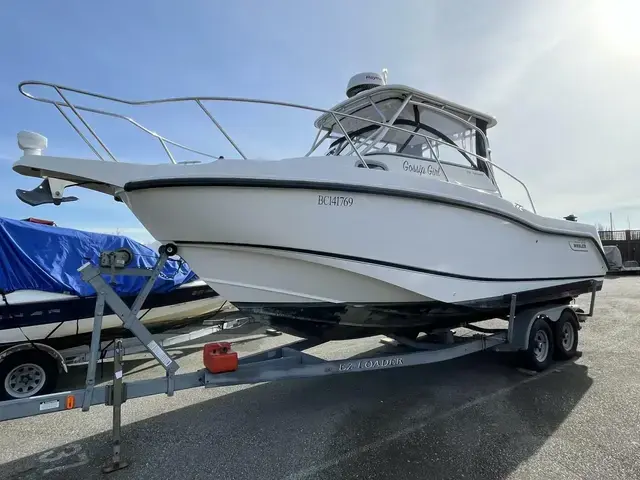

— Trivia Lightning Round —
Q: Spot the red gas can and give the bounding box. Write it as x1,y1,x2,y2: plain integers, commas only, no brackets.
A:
203,342,239,373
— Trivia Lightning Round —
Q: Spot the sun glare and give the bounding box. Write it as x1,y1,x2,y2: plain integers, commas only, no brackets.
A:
591,0,640,56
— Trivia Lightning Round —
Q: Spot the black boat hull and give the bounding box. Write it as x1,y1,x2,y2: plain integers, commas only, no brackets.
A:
0,283,221,350
235,278,603,341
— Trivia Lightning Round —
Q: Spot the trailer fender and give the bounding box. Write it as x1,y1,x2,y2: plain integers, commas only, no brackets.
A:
0,343,68,373
508,306,578,351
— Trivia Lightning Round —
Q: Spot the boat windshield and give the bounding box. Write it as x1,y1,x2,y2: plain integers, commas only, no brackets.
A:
324,97,482,170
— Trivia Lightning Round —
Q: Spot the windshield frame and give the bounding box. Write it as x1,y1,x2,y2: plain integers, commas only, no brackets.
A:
326,117,478,169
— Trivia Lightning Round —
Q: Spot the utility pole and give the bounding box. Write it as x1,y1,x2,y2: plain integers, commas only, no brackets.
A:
610,212,614,231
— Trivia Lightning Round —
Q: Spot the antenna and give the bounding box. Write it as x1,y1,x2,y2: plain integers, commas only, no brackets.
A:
381,68,388,85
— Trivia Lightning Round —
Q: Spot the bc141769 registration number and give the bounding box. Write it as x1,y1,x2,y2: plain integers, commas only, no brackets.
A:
317,195,354,207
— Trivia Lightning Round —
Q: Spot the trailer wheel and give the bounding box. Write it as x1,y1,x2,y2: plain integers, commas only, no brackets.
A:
521,318,554,372
552,310,579,360
0,350,59,401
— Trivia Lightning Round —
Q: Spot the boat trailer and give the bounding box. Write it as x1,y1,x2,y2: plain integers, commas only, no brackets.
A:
0,244,599,473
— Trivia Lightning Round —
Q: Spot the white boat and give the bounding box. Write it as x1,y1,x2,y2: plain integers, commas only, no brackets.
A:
10,73,608,340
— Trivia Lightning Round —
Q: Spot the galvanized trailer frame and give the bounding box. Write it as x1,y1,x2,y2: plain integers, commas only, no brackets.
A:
0,245,599,473
59,314,254,366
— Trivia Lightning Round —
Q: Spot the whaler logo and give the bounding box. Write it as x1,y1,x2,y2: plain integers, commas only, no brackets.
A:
402,160,440,177
569,240,588,252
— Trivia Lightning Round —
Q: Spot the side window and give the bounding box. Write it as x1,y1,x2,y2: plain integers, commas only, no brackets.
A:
429,142,473,167
409,105,478,169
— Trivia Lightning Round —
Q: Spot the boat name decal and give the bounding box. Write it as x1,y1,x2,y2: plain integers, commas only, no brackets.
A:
569,240,588,252
338,357,404,372
402,160,440,177
317,195,354,207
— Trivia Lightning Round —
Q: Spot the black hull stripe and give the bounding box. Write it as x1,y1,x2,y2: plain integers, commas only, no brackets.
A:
175,240,605,283
0,284,218,331
123,177,609,266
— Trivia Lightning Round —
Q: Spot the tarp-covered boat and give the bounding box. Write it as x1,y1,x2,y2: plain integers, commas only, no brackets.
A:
0,217,221,348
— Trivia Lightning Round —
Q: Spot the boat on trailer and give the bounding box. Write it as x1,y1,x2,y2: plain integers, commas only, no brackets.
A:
10,72,608,341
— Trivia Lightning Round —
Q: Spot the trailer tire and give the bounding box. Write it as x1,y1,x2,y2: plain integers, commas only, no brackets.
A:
521,318,554,372
552,310,579,360
0,350,59,401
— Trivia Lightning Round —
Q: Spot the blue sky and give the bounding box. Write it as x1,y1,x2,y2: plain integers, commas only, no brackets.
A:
1,0,639,241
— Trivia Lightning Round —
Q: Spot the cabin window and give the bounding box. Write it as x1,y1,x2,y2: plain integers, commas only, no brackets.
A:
325,97,484,171
328,120,478,170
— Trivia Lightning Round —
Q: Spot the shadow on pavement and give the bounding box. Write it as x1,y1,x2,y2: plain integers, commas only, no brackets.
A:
1,350,592,480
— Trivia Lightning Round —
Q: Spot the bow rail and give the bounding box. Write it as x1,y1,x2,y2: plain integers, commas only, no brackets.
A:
18,80,537,213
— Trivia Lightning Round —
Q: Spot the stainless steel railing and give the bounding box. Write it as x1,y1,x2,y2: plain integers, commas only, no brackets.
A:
17,80,537,213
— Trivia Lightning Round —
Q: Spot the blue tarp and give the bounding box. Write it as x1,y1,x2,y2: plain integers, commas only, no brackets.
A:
0,217,197,297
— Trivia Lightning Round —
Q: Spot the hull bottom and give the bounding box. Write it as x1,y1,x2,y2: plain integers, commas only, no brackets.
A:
235,279,603,340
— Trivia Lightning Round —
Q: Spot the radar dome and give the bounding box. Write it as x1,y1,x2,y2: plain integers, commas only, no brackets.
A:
346,72,385,98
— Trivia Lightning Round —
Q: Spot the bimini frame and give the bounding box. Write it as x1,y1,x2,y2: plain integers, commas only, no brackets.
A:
18,80,537,213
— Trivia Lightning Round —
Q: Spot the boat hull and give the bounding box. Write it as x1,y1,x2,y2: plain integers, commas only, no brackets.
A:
234,280,596,340
163,244,603,340
116,178,608,340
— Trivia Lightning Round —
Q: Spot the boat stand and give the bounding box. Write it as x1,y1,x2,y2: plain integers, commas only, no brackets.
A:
0,245,601,474
78,247,180,412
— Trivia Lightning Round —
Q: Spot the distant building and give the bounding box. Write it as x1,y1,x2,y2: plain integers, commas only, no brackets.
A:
598,229,640,264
